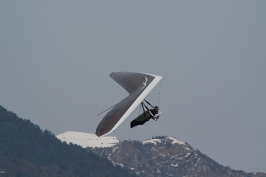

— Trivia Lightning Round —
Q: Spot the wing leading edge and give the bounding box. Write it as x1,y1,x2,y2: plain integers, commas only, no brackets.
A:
95,72,162,137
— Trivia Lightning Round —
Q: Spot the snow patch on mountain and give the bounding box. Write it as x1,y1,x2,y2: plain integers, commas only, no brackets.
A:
57,131,186,149
167,137,185,145
143,138,161,145
143,136,185,145
0,169,5,174
56,131,119,148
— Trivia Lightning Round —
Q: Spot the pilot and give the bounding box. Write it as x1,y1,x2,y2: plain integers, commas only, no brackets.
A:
130,105,160,128
150,106,160,121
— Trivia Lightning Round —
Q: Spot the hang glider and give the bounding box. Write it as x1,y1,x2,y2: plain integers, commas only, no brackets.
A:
95,72,163,137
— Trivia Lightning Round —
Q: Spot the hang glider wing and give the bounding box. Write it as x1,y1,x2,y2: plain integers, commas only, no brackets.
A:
95,72,163,137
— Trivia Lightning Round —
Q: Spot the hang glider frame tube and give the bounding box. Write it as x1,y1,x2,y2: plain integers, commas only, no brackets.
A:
141,101,154,119
102,73,162,136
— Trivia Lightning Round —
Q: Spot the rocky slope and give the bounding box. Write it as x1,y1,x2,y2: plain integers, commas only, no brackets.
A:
89,136,266,177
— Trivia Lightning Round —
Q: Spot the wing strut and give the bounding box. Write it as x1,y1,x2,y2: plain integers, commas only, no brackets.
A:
141,100,154,117
144,99,155,108
141,102,146,117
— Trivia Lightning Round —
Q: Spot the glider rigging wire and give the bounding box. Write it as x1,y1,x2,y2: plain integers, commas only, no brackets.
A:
97,103,118,116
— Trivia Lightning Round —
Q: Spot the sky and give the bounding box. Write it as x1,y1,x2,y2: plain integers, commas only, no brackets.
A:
1,1,266,173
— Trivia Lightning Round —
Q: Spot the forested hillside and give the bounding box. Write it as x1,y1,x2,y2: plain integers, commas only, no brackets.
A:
0,105,136,177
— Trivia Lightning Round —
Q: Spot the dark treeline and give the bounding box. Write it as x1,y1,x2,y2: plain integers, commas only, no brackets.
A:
0,105,136,177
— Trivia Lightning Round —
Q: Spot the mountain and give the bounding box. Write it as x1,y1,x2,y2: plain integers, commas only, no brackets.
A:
57,132,266,177
0,105,136,177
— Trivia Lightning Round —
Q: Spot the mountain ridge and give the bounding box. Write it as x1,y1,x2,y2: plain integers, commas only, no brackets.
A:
0,105,136,177
57,131,266,177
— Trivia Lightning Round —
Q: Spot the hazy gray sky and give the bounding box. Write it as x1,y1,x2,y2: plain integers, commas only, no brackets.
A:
1,1,265,173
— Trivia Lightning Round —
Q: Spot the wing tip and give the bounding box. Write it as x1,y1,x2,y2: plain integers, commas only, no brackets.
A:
95,130,112,137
